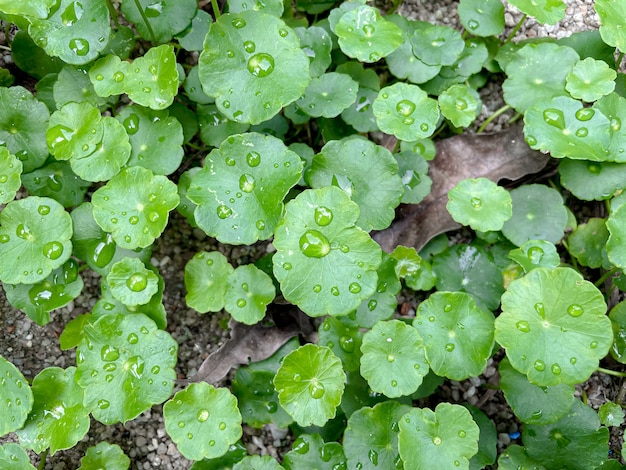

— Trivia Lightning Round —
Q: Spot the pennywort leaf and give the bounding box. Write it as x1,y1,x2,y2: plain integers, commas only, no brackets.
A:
566,57,616,102
0,443,36,470
0,355,33,436
184,251,234,314
0,147,22,204
446,178,511,232
106,258,159,307
508,0,566,24
296,72,358,118
225,265,275,325
78,442,130,470
457,0,505,37
595,0,626,51
121,0,197,43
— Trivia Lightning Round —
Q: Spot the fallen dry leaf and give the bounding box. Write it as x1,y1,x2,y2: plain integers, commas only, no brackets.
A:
373,125,550,252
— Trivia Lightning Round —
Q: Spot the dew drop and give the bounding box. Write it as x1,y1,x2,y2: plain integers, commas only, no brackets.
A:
387,354,395,363
187,433,193,439
299,229,331,258
516,320,530,333
283,262,292,271
590,341,598,349
38,205,50,216
526,135,537,146
368,449,378,466
231,17,246,28
575,127,588,137
239,173,256,192
243,40,256,53
293,437,309,454
444,303,452,312
470,197,482,209
391,379,398,387
148,211,160,223
314,206,333,226
255,220,266,230
97,399,110,409
113,71,125,82
420,123,429,133
575,107,595,121
279,28,289,37
197,409,209,422
217,205,232,219
428,315,435,322
367,300,377,311
127,273,148,292
396,99,416,117
533,359,545,371
331,286,340,296
123,235,131,244
95,74,104,81
222,100,231,109
236,298,247,308
543,108,565,129
293,373,302,382
567,304,583,317
534,302,545,318
349,282,361,294
432,436,442,445
467,19,479,30
313,284,322,293
127,333,139,344
43,241,64,260
363,24,375,36
458,430,466,438
69,37,90,56
178,421,185,428
339,336,355,353
445,343,455,352
611,117,622,131
123,113,140,135
551,363,561,375
129,215,139,225
246,151,261,167
570,357,577,364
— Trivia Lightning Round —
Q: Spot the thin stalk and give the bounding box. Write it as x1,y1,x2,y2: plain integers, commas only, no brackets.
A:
37,450,48,470
105,0,121,28
386,0,402,16
211,0,221,18
477,104,511,133
508,112,523,124
503,13,527,45
616,51,624,70
597,366,626,378
132,0,157,43
594,266,620,288
0,45,10,52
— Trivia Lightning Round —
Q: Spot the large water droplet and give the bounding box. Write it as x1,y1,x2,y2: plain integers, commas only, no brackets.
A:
367,299,377,311
247,53,275,78
349,282,361,294
197,409,209,422
127,273,148,292
314,206,333,226
101,345,120,362
124,114,140,135
575,107,595,121
69,38,90,56
567,304,583,317
97,399,110,409
467,19,479,30
231,17,246,28
38,205,50,215
368,449,378,465
534,302,545,318
396,99,416,117
445,343,455,352
551,363,561,375
299,230,331,258
246,151,261,167
92,233,115,268
243,40,256,53
516,320,530,333
543,108,565,129
533,359,545,371
339,336,355,353
217,205,232,219
113,71,125,82
48,124,75,150
293,437,310,454
43,241,64,260
239,173,256,193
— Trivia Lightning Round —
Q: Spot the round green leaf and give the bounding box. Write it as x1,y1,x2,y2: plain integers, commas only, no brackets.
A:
198,11,310,125
501,184,568,246
560,159,626,201
197,104,250,148
91,166,180,250
184,251,234,314
53,65,110,110
458,0,504,37
75,313,178,424
106,257,159,307
607,203,626,270
272,187,382,317
466,404,498,470
609,301,626,364
0,147,22,204
446,177,511,232
499,357,575,425
373,82,439,141
296,72,358,118
495,267,612,386
116,105,183,175
294,26,332,78
121,0,197,43
176,9,213,52
599,401,625,427
16,367,89,455
343,400,412,470
508,239,561,273
234,455,284,470
47,101,104,162
414,291,494,380
318,316,363,372
232,368,292,428
394,150,432,205
508,0,565,24
566,57,616,102
307,137,403,232
596,0,626,52
225,264,275,325
274,344,345,427
0,196,72,285
188,132,302,244
0,355,33,436
398,403,480,470
21,161,90,208
283,433,345,470
502,43,579,113
27,0,111,64
5,259,83,326
341,87,379,133
360,320,429,397
0,0,55,18
78,442,130,470
522,400,609,469
438,84,482,129
334,5,403,62
0,86,50,172
409,23,465,66
498,445,546,470
0,443,36,470
567,218,610,269
164,382,242,461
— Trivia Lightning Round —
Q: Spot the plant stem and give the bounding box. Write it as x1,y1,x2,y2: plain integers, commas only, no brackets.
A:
37,449,48,470
477,104,511,133
105,0,121,28
597,366,626,378
211,0,221,18
503,13,527,45
132,0,157,43
616,51,624,70
508,112,523,124
594,266,620,288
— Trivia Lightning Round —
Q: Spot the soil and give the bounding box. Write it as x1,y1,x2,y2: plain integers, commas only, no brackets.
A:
1,1,624,469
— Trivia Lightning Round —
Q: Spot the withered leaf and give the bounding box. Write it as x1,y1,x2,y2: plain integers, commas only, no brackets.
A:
373,125,549,252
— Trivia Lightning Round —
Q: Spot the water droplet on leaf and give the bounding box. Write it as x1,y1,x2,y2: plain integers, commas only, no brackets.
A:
299,229,331,258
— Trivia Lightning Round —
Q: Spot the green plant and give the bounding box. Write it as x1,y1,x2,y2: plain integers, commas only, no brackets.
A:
1,0,626,468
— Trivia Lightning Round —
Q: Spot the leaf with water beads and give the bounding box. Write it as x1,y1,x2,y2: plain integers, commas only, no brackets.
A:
438,84,482,129
499,357,574,425
567,219,610,269
0,196,72,285
164,382,242,461
497,445,546,470
0,443,36,469
27,0,111,64
188,132,302,245
0,0,55,18
120,0,197,43
116,105,183,176
106,258,158,307
0,355,33,436
0,147,21,204
307,137,403,232
198,11,310,125
296,72,358,118
393,150,431,205
294,26,332,78
176,9,213,52
341,87,379,133
609,301,626,364
273,186,382,317
283,433,346,470
21,161,90,208
16,367,89,455
502,43,579,113
595,0,626,52
52,66,111,110
78,442,130,470
274,344,345,427
228,0,284,16
232,368,292,428
47,101,104,163
184,251,234,314
508,0,565,25
75,313,178,424
197,104,250,148
5,259,83,326
0,86,50,172
360,320,429,398
225,265,275,325
607,203,626,270
414,291,494,381
566,57,616,102
409,23,464,67
599,402,625,427
91,166,180,250
560,160,626,202
446,178,511,232
508,239,560,273
495,267,612,386
342,400,411,470
373,82,439,142
593,92,626,163
318,316,363,372
398,403,479,470
457,0,504,37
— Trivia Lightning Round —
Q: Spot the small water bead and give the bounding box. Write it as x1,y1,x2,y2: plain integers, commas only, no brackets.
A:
37,204,51,216
590,341,598,349
127,333,139,344
95,74,104,81
187,433,193,439
246,151,261,167
178,421,185,428
339,336,355,353
396,100,416,117
142,86,152,94
127,273,148,292
331,286,340,296
314,206,333,226
551,363,561,375
543,108,565,129
283,262,292,271
236,298,247,308
387,354,395,363
69,37,90,56
445,343,455,352
516,320,531,333
526,135,537,146
43,241,64,260
226,50,235,58
369,52,381,62
391,379,398,387
611,117,622,131
444,303,453,312
243,40,256,53
313,284,322,293
309,382,325,398
247,53,275,78
458,430,466,438
348,282,361,294
105,374,114,382
216,205,233,219
419,123,429,133
567,304,583,317
197,409,209,422
113,71,125,82
428,316,435,322
576,127,588,137
533,359,546,371
232,17,246,28
299,229,331,258
575,107,595,121
570,357,577,364
293,437,310,454
103,363,116,372
239,173,256,193
432,436,442,446
129,215,139,225
97,399,110,409
367,300,377,311
534,302,545,318
467,19,479,30
255,220,266,231
222,100,231,109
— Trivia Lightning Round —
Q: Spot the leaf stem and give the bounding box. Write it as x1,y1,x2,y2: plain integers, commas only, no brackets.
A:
616,51,624,70
211,0,221,19
597,366,626,378
132,0,157,43
594,266,620,288
508,112,523,125
37,449,48,470
477,104,511,133
105,0,121,29
503,13,527,45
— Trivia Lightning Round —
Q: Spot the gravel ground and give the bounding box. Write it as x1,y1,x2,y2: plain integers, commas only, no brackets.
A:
0,1,620,469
